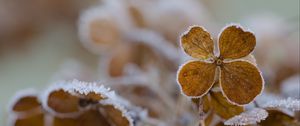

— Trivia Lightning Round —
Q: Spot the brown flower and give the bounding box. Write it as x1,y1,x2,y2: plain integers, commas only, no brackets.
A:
177,24,264,105
8,80,135,126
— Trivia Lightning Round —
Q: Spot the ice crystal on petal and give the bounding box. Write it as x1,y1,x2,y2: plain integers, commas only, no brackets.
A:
224,108,268,125
263,98,300,111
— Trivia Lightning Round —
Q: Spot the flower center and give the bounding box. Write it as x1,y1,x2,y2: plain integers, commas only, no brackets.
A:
215,58,223,66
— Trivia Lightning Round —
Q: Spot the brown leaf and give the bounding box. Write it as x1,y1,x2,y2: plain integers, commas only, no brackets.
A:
208,92,244,119
47,89,80,113
220,60,263,105
219,25,256,59
259,109,300,126
177,61,216,97
181,26,214,60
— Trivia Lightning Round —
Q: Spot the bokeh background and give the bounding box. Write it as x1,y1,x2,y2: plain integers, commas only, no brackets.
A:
0,0,299,125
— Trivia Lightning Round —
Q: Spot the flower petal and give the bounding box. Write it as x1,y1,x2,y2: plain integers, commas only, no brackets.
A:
220,60,263,105
177,61,216,97
99,105,132,126
12,96,40,112
14,114,44,126
181,26,214,60
53,110,110,126
47,90,80,114
219,25,256,59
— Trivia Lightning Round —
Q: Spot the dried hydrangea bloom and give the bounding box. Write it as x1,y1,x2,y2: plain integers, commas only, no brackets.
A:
41,80,134,126
7,80,139,126
177,24,264,105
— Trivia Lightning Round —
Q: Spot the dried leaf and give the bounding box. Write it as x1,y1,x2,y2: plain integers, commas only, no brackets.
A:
181,26,214,60
220,60,263,105
177,61,216,97
259,109,300,126
224,108,268,125
219,25,256,59
208,92,244,119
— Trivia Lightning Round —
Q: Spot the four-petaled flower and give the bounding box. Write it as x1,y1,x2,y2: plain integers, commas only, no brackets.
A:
177,24,264,105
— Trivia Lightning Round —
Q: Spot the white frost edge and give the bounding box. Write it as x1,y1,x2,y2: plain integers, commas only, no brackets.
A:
224,108,268,126
176,59,215,99
219,59,265,106
262,98,300,111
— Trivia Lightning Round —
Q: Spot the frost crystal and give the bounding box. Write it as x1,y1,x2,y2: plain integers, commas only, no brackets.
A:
263,98,300,111
224,108,268,126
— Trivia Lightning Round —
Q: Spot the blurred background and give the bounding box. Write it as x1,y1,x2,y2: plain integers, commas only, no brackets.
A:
0,0,299,125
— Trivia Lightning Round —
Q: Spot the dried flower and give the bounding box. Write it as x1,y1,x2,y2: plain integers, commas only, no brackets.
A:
8,80,137,126
177,24,264,105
